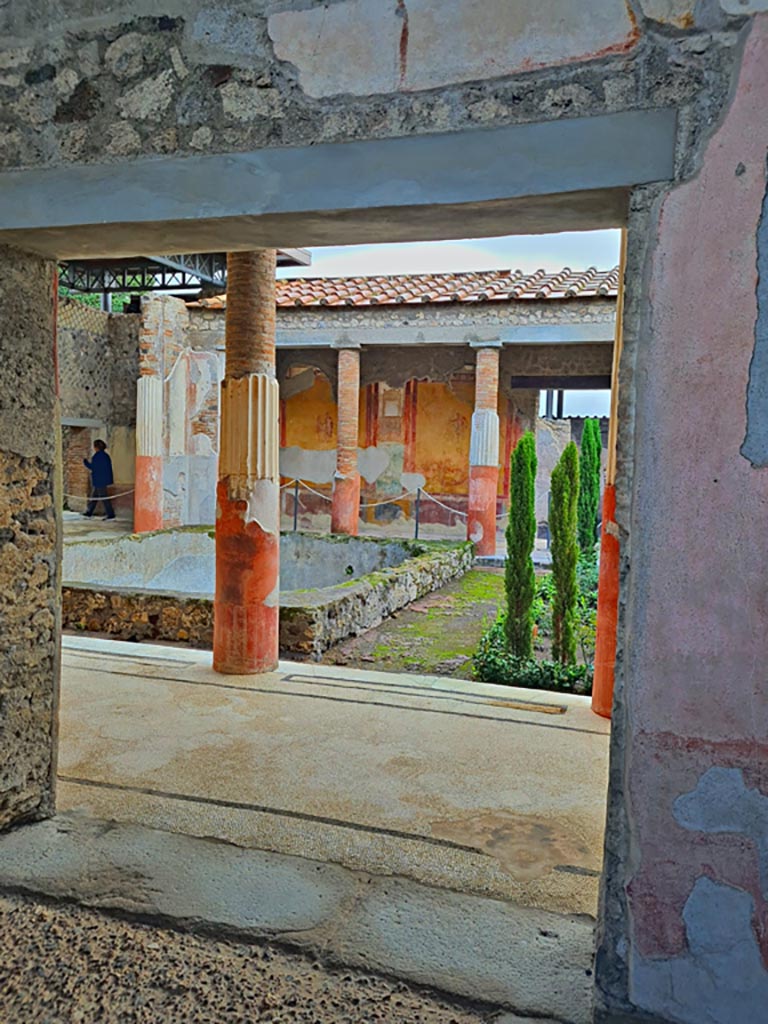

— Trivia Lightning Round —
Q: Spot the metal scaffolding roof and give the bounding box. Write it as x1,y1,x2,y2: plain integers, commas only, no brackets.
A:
58,249,311,294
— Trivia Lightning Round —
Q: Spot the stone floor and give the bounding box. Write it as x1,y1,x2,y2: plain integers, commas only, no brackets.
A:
0,892,548,1024
0,638,609,1023
58,637,610,916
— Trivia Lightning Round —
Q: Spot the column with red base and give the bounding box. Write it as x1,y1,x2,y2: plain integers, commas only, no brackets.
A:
213,250,279,675
134,374,163,532
591,228,627,717
591,483,620,717
467,343,501,556
331,344,361,535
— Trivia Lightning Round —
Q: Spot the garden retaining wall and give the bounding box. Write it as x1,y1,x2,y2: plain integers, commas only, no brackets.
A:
63,541,473,657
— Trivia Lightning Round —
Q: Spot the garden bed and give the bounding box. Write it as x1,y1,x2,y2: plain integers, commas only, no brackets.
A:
62,528,473,657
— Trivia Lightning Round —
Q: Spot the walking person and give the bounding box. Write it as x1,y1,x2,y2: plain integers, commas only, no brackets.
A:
83,439,116,520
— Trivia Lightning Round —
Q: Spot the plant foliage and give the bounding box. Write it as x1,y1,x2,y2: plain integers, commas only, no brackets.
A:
503,431,538,657
577,418,602,552
473,616,591,695
550,441,580,665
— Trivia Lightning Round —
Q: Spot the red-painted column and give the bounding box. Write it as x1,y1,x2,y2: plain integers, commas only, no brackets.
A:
592,483,619,717
134,374,163,532
331,345,361,535
592,228,626,717
467,344,501,556
213,250,280,675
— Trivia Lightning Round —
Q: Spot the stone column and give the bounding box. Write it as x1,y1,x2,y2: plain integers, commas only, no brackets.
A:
0,245,59,829
213,249,280,675
467,343,501,556
134,374,163,532
331,343,361,535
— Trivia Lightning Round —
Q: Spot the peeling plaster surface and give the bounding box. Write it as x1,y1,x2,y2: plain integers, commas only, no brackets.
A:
607,15,768,1022
632,879,768,1024
721,0,768,11
357,446,391,485
268,0,638,97
280,446,336,485
741,171,768,466
674,767,768,894
639,0,696,25
280,445,395,487
401,471,426,490
245,478,280,536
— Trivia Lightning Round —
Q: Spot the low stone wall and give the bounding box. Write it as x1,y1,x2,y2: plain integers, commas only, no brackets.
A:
280,541,474,656
62,540,473,656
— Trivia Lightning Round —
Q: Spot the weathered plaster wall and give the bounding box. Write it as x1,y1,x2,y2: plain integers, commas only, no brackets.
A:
57,299,139,512
57,299,113,424
596,16,768,1023
186,304,607,526
58,300,139,428
535,418,572,525
139,295,220,528
0,244,59,829
108,310,141,428
0,0,742,181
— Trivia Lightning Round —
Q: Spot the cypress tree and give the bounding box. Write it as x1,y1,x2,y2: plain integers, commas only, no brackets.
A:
577,418,602,552
504,431,538,657
550,441,580,665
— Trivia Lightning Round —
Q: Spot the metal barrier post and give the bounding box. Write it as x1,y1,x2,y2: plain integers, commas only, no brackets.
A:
293,479,299,532
415,487,421,539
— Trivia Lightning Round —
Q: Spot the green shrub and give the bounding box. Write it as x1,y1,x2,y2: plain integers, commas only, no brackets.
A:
577,418,602,551
575,551,599,668
533,572,554,636
550,442,580,665
576,550,599,609
473,616,592,695
504,431,538,657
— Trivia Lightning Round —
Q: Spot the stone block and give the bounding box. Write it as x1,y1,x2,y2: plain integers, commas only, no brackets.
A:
269,0,640,97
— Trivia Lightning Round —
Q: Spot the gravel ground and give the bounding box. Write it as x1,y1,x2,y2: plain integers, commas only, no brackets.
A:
0,895,496,1024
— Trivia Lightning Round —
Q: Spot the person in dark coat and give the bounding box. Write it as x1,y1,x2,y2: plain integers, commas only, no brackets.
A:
83,439,115,520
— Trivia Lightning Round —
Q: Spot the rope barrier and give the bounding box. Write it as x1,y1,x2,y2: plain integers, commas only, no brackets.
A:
64,488,135,501
359,488,419,509
420,490,468,518
296,480,334,502
287,479,420,509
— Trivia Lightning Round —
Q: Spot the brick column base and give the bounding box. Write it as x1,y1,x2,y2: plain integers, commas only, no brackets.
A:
134,455,163,533
213,479,279,675
331,472,361,535
467,464,499,555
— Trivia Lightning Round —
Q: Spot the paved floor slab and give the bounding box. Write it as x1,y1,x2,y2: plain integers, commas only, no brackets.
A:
58,637,610,917
0,814,594,1023
0,892,499,1024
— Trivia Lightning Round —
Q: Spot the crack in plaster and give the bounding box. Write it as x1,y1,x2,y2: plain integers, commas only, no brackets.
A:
741,157,768,466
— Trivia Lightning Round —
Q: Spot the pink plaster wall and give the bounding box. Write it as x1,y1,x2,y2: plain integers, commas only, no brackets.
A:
618,15,768,1020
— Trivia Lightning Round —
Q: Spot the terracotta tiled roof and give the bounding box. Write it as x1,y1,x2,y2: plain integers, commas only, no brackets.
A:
187,266,619,310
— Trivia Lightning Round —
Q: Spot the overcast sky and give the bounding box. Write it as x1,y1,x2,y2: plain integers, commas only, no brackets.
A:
278,230,620,417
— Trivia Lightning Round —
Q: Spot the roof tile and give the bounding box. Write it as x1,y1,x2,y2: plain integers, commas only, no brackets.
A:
187,266,619,311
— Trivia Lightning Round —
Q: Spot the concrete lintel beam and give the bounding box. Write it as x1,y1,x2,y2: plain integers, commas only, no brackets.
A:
0,109,675,259
274,322,616,349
